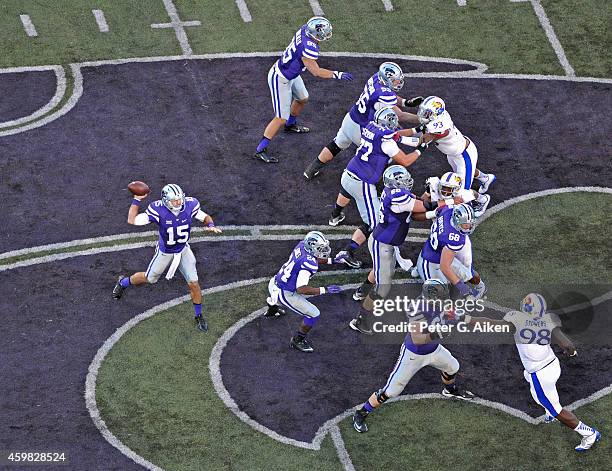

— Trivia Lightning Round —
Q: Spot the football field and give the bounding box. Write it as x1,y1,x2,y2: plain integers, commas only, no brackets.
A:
0,1,611,470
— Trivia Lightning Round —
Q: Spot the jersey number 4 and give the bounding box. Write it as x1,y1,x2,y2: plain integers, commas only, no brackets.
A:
166,225,189,246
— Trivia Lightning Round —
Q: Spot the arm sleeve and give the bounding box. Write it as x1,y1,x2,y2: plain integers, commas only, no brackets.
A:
194,209,209,222
503,311,519,326
134,213,152,226
296,269,312,288
381,139,400,158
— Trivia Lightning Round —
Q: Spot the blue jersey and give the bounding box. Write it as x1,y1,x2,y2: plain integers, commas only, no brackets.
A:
145,197,200,254
346,122,398,184
277,25,320,80
420,207,466,264
349,74,397,127
373,188,415,246
275,241,319,292
404,300,443,355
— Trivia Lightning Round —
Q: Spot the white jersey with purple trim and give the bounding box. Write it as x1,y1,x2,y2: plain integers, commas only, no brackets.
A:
503,310,562,373
426,112,466,156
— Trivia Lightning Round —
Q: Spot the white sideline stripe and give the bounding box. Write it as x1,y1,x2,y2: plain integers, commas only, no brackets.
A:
457,0,467,6
158,0,199,56
86,274,367,469
20,15,37,37
330,426,356,471
0,66,66,129
235,0,252,23
5,50,611,138
381,0,394,12
0,224,427,261
528,0,575,77
0,64,83,137
92,9,109,33
309,0,325,16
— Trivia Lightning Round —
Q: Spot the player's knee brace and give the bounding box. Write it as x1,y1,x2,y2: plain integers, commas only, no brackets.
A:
376,389,389,404
358,223,372,239
326,140,342,157
340,186,353,200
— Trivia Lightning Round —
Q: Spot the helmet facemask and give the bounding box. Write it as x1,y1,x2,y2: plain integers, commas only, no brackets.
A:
161,184,186,215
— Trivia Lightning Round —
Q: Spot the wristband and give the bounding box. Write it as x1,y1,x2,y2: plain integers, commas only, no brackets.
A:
399,135,420,147
207,221,215,227
455,280,470,297
327,258,332,265
332,71,341,79
131,199,141,206
320,287,326,295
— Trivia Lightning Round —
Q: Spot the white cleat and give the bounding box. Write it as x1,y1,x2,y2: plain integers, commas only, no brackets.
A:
473,194,491,218
478,173,496,194
410,267,420,278
472,282,487,299
575,430,601,452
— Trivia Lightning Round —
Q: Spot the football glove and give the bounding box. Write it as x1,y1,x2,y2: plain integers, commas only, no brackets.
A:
327,285,342,294
333,71,354,81
404,96,424,107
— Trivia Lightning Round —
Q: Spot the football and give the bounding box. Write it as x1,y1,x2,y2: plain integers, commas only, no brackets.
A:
127,180,150,197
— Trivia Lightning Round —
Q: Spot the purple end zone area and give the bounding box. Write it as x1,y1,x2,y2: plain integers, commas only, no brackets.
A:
0,70,58,123
220,294,612,443
0,57,610,252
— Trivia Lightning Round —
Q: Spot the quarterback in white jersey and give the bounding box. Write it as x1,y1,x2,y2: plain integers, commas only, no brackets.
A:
465,293,601,452
416,97,496,218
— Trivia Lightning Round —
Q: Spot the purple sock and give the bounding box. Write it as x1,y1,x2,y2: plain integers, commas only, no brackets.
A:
256,137,270,153
349,240,360,251
120,277,130,288
193,303,202,317
363,401,374,413
286,115,297,126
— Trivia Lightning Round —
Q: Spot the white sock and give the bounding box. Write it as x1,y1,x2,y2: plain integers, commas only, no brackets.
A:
574,421,595,437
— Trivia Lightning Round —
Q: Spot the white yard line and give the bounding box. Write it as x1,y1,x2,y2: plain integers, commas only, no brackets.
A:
309,0,325,17
235,0,252,23
92,9,109,33
155,0,201,56
19,14,38,37
528,0,575,76
381,0,394,11
457,0,467,6
0,66,66,129
330,426,356,471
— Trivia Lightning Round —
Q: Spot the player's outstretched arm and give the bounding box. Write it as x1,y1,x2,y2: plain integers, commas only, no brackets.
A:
302,58,352,81
390,142,428,168
127,195,148,225
552,327,577,356
195,210,222,234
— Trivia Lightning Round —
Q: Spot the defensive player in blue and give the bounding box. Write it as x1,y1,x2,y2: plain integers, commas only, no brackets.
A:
264,231,346,352
416,204,486,299
330,107,428,269
254,17,353,164
352,279,474,433
349,166,432,334
112,184,222,332
304,62,423,179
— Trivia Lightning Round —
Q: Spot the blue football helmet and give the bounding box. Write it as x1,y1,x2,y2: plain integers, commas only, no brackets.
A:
161,184,185,214
305,17,332,41
378,62,404,92
374,107,399,130
303,231,331,258
383,165,414,190
451,203,476,235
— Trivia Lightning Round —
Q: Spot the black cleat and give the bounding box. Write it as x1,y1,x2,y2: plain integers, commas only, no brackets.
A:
284,123,310,133
253,150,279,163
264,305,286,318
112,276,126,299
195,316,209,332
352,285,370,301
442,385,475,400
353,410,369,433
290,335,314,352
349,317,373,335
304,159,324,180
336,250,362,269
328,212,346,226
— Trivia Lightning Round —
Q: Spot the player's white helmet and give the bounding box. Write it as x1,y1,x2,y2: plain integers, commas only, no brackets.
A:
520,293,547,318
450,203,476,235
417,96,446,124
303,231,331,258
374,107,399,130
422,279,449,300
383,165,414,190
378,62,404,92
438,172,463,197
161,184,185,214
305,17,332,41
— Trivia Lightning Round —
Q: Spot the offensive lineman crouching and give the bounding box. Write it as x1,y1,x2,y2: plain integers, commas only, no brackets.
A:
352,279,474,433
